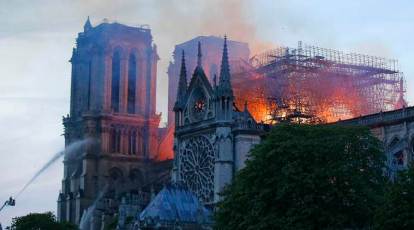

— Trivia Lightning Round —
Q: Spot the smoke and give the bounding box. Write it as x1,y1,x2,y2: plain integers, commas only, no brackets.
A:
151,0,275,55
197,0,275,54
15,138,94,198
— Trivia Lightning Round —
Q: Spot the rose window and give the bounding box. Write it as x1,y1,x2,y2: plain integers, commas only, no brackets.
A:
179,136,214,203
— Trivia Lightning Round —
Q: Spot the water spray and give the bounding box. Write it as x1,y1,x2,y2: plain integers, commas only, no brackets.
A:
0,138,93,214
79,184,108,230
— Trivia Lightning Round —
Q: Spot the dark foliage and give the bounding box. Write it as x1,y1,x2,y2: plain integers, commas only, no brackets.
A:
374,163,414,230
215,124,387,230
10,212,77,230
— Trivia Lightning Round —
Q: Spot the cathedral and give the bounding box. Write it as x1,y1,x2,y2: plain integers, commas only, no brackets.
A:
57,18,172,228
56,18,414,230
56,18,262,229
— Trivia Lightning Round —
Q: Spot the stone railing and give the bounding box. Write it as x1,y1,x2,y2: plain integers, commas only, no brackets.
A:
338,106,414,127
233,120,265,131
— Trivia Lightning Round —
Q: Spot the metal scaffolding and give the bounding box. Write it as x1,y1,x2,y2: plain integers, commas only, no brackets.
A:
231,41,406,123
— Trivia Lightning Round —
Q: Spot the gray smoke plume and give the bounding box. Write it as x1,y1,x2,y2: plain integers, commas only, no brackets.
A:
15,138,94,198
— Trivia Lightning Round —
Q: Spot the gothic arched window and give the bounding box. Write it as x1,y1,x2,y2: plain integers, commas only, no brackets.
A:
127,54,137,114
388,137,404,167
111,51,121,112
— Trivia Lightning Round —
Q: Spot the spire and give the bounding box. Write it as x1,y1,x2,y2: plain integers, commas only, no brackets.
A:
174,50,188,110
84,16,92,32
219,35,230,83
178,50,188,91
192,41,207,77
197,41,202,67
217,35,233,98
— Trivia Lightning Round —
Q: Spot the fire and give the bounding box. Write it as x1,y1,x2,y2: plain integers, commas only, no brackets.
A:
232,70,377,124
230,42,405,125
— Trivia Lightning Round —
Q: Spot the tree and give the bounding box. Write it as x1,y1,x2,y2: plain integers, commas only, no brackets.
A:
10,212,77,230
215,124,387,230
374,163,414,230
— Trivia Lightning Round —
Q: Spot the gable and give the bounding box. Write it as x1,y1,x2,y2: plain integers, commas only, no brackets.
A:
187,67,213,99
182,67,215,124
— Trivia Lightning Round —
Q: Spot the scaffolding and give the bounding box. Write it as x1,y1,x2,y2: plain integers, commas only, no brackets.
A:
232,41,406,123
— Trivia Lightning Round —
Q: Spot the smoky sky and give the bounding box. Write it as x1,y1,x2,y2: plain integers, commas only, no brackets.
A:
1,0,414,226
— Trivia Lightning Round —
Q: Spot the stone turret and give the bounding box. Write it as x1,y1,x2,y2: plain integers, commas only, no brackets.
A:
174,50,188,127
174,50,188,111
217,36,233,98
216,36,234,121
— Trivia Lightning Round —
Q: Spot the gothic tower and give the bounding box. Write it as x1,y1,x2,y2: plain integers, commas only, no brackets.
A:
57,19,169,227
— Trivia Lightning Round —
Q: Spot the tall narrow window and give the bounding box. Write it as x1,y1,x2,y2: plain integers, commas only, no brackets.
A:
110,129,116,153
110,129,121,153
128,131,137,155
137,132,143,156
127,54,137,114
111,51,121,112
116,131,121,153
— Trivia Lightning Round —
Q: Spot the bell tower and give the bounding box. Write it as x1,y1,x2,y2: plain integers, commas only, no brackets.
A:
58,18,166,227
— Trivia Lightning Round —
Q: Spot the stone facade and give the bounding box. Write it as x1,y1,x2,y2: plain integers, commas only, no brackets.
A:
172,38,264,206
339,106,414,178
57,19,172,228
